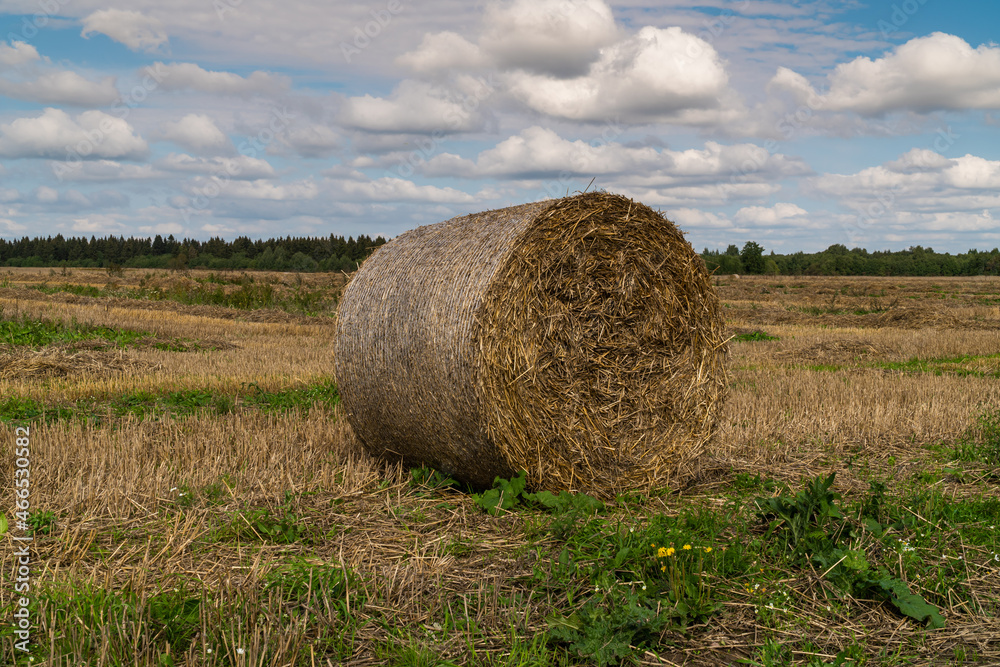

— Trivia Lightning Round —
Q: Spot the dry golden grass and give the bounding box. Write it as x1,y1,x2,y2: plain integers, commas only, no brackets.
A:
0,288,336,404
1,266,348,291
1,272,999,665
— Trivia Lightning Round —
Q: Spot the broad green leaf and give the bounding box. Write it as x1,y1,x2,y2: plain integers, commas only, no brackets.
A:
879,578,945,629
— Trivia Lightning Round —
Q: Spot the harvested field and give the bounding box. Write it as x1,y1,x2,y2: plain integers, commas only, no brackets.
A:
1,270,999,666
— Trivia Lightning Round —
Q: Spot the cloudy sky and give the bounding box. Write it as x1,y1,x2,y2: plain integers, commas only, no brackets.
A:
0,0,998,252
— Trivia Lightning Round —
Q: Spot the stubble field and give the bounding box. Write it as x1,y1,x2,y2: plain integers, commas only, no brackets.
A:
1,266,999,666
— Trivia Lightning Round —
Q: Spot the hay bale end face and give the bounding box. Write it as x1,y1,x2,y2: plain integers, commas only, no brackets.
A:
333,192,727,496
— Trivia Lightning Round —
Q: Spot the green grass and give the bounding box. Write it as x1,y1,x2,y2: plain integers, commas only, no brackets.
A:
5,411,1000,664
953,409,1000,469
5,459,999,665
0,379,340,425
873,352,1000,378
0,313,150,348
30,276,340,315
793,352,1000,379
733,330,780,342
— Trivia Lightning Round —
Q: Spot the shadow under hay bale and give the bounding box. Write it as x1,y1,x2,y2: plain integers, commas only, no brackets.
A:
334,192,727,497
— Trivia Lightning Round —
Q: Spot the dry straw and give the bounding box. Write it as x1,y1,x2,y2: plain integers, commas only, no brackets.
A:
0,346,153,380
334,192,727,496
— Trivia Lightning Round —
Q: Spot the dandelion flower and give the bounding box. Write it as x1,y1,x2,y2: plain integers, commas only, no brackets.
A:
658,547,669,558
666,547,676,557
704,547,713,553
683,544,692,550
661,565,666,572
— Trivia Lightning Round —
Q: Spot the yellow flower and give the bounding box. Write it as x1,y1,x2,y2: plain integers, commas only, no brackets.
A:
704,547,713,553
661,565,666,572
666,547,676,557
657,547,668,558
683,544,692,550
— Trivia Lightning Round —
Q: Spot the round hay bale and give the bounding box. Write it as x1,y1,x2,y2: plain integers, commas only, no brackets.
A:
333,192,727,496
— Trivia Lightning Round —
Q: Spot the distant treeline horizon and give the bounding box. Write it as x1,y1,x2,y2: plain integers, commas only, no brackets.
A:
702,242,1000,277
1,234,1000,276
0,233,388,272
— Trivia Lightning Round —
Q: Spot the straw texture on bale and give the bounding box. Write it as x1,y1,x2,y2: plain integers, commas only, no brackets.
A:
333,192,727,495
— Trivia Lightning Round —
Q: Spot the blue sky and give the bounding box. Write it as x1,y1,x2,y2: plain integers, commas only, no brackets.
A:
0,0,999,253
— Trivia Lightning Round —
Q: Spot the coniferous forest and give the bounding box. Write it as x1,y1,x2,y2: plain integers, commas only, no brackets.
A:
2,234,1000,276
0,234,386,272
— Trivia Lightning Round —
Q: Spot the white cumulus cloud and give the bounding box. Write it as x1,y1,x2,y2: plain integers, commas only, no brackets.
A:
0,71,119,106
339,80,489,133
668,208,733,230
480,0,619,78
769,33,1000,116
158,153,276,180
0,108,148,160
0,217,27,234
884,148,954,174
335,176,476,203
152,62,289,95
807,151,1000,237
422,126,809,187
0,40,39,67
81,9,169,53
278,124,341,158
158,114,231,154
186,178,318,201
396,32,489,74
51,160,163,181
734,202,808,225
506,26,737,123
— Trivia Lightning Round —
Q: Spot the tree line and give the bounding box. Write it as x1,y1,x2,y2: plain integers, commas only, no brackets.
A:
0,234,387,272
3,233,1000,276
702,243,1000,277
